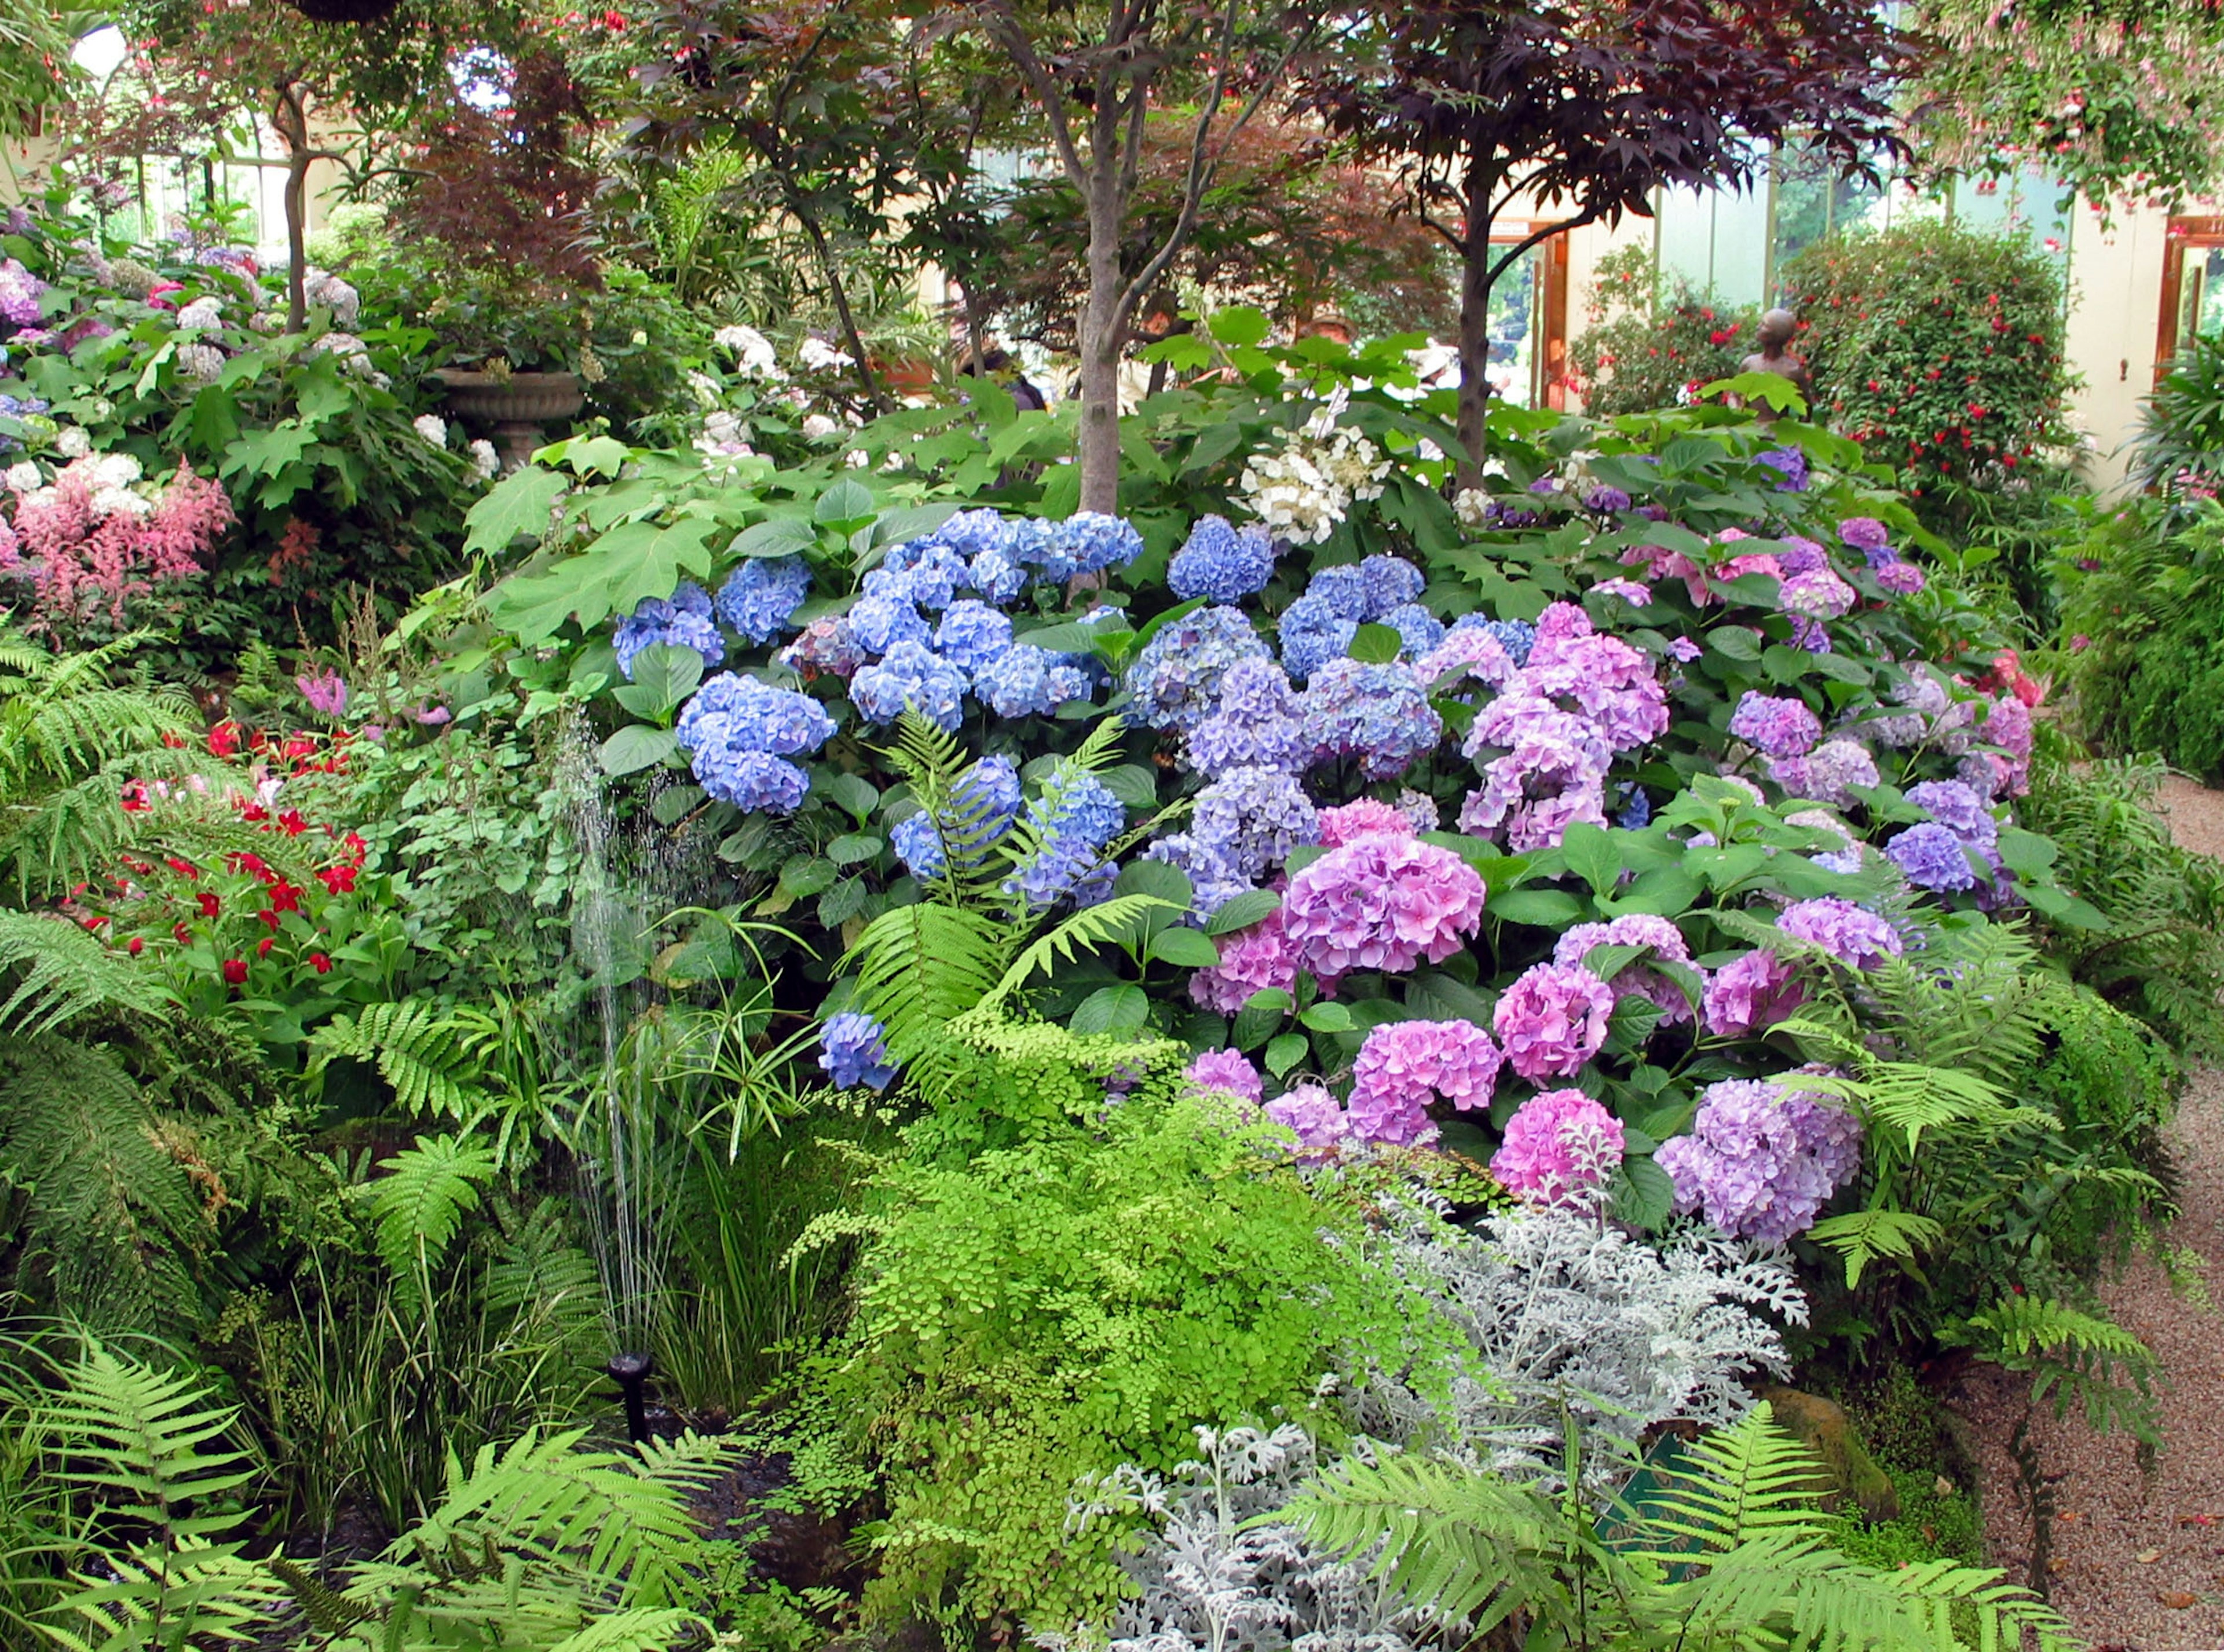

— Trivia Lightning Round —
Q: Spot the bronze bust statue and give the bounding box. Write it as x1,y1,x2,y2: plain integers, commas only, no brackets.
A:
1740,308,1812,419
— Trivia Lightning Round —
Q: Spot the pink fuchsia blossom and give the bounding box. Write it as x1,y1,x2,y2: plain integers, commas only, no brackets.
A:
1190,906,1304,1017
1281,835,1485,985
1776,897,1904,969
1266,1080,1349,1147
1186,1048,1263,1105
1347,1017,1504,1146
1702,948,1806,1037
1316,798,1413,846
1490,1087,1625,1205
1493,962,1616,1081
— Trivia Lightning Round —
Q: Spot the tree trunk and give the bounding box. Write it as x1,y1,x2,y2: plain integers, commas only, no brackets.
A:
795,206,889,414
1453,155,1498,490
1075,173,1125,516
271,82,312,334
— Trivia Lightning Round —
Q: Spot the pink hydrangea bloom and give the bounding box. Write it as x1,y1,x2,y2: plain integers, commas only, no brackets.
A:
1190,907,1303,1015
1552,913,1698,1025
1415,626,1517,689
1982,696,2033,797
1702,948,1806,1037
1316,798,1413,847
1780,567,1856,620
1493,962,1615,1081
1776,897,1904,970
1281,835,1485,984
1593,577,1652,605
1186,1048,1263,1105
1490,1087,1625,1205
1347,1018,1504,1145
1266,1081,1349,1147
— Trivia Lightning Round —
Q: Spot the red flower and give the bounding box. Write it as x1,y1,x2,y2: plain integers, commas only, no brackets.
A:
269,881,302,913
319,864,359,896
221,958,248,986
127,937,144,956
173,922,191,944
282,736,317,762
342,832,367,865
207,721,242,758
277,810,308,837
258,908,280,930
257,937,275,958
239,803,269,824
197,891,221,919
310,952,332,974
166,856,200,880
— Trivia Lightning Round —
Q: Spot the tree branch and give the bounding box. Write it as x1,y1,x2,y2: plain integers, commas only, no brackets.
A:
976,2,1088,191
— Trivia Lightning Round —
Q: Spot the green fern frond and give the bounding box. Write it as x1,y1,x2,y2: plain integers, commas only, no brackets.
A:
1639,1404,1829,1552
264,1556,374,1637
543,1611,710,1652
44,1536,281,1652
980,893,1182,1013
310,1001,490,1119
0,910,173,1035
845,900,1004,1065
1804,1208,1948,1289
366,1133,498,1298
37,1343,258,1541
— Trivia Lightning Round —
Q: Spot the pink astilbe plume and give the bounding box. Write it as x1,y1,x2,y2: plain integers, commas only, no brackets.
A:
1,458,231,636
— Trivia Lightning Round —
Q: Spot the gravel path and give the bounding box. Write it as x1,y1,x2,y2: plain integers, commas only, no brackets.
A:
1957,776,2224,1651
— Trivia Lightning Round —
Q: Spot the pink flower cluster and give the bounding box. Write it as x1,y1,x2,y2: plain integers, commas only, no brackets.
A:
0,459,232,635
1279,834,1484,985
1701,948,1805,1037
1316,798,1411,846
1190,904,1303,1015
1489,1087,1625,1205
1552,913,1695,1025
1982,696,2033,796
1186,1048,1263,1105
1347,1017,1503,1146
1493,961,1615,1080
1458,603,1666,851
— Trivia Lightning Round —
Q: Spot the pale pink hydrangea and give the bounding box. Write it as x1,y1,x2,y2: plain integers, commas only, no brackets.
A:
1316,798,1413,846
1415,626,1517,689
1490,1087,1625,1205
1280,835,1485,984
1186,1048,1263,1105
1552,913,1698,1025
1701,948,1806,1037
1982,696,2033,797
1346,1018,1504,1146
1266,1080,1349,1147
1493,962,1616,1080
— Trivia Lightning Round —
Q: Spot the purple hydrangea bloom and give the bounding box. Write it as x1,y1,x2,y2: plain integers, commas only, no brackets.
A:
1655,1076,1861,1242
1777,897,1905,969
1186,656,1307,776
1886,821,1979,892
1766,737,1879,808
1458,691,1612,851
934,600,1014,673
0,258,43,329
1776,536,1829,576
1781,568,1856,621
1875,560,1926,595
1416,625,1519,691
1318,799,1413,845
614,582,725,678
1491,1087,1626,1205
1266,1081,1349,1148
1301,659,1444,779
1347,1018,1504,1146
1756,446,1809,491
1702,949,1806,1038
1382,602,1446,658
1187,1047,1263,1105
1553,913,1696,1025
972,644,1058,717
1190,906,1301,1016
1169,514,1276,602
1728,692,1821,760
849,641,968,729
1126,605,1274,729
1583,485,1633,513
716,557,812,643
1906,779,1996,846
1493,962,1616,1081
1838,517,1890,553
1278,592,1358,682
1281,835,1485,985
821,1011,898,1090
1148,766,1320,915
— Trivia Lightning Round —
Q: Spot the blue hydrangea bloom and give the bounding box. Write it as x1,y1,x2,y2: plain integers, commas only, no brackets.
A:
1907,779,1997,845
1615,787,1652,830
1278,593,1357,684
1030,772,1126,847
1185,656,1307,776
934,600,1014,673
1168,514,1275,602
676,672,837,757
850,641,968,730
848,591,932,656
891,755,1023,878
820,1011,898,1090
1357,554,1425,620
915,507,1012,562
1885,821,1978,892
1007,517,1074,584
1058,511,1145,576
1448,612,1536,667
1382,602,1445,658
1005,769,1126,909
692,747,810,813
715,557,812,644
1044,664,1093,705
973,645,1080,718
1306,565,1371,622
969,547,1028,605
1124,605,1273,730
1301,659,1443,779
614,582,725,678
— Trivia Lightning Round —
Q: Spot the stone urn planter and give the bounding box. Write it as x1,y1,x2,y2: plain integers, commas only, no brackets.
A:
435,370,585,470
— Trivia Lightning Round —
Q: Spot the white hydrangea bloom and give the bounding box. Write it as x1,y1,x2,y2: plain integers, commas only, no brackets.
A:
842,447,869,468
302,268,360,327
713,324,782,381
92,485,152,520
468,439,500,479
1232,423,1389,546
306,332,374,377
686,370,723,408
93,452,142,488
55,426,91,459
800,413,838,440
3,460,39,492
174,296,224,332
798,336,854,372
176,343,225,383
413,414,448,447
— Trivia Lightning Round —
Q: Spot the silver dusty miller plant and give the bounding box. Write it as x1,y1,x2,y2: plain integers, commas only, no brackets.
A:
1345,1195,1807,1492
1032,1423,1415,1652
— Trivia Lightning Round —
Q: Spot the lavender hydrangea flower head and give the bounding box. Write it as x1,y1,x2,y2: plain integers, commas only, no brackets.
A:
1346,1018,1504,1146
1490,1088,1626,1206
1728,692,1821,760
1458,691,1612,851
1984,697,2034,796
820,1011,898,1091
1415,624,1519,691
1553,913,1696,1025
614,582,725,678
1397,790,1439,834
1905,780,1997,846
1278,592,1358,683
1493,962,1616,1081
1776,536,1829,576
1187,1048,1263,1106
1837,517,1890,554
1447,612,1537,666
1885,821,1978,892
1169,514,1277,602
1185,656,1308,776
1766,738,1879,808
1190,905,1303,1015
1655,1076,1861,1242
1148,766,1319,915
1126,605,1273,729
1776,897,1905,969
870,542,970,609
849,641,968,729
1780,568,1856,621
1702,949,1806,1038
716,557,813,643
1875,560,1926,595
1281,835,1485,984
1755,446,1809,491
1301,659,1444,779
1266,1081,1349,1148
0,258,43,329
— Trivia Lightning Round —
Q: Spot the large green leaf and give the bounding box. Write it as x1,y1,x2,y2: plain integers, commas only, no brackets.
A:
598,725,678,777
462,465,568,557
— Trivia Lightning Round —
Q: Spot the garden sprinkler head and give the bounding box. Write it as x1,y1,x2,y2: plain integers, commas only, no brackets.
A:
606,1351,654,1446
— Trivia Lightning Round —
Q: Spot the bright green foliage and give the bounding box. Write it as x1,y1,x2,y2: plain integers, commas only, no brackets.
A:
367,1133,499,1306
0,911,174,1037
309,1002,492,1120
795,1087,1448,1632
2133,331,2224,501
1285,1403,2079,1650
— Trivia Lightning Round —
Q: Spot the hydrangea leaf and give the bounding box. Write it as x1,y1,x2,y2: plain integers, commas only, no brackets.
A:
1148,927,1222,970
1263,1032,1308,1078
597,725,678,778
1071,984,1149,1036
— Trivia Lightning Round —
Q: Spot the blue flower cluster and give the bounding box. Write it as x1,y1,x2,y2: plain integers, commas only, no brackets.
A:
851,640,969,729
1889,778,2002,893
716,557,813,644
1276,554,1427,681
614,582,726,679
891,755,1023,879
1185,656,1307,777
1447,612,1537,667
1005,771,1126,909
1302,659,1444,780
820,1011,898,1090
1148,766,1319,916
676,671,836,813
1382,602,1444,659
1124,605,1274,730
1168,515,1276,602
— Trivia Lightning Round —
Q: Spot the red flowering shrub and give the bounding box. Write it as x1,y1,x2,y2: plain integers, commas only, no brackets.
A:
0,454,232,642
1566,247,1757,417
1784,223,2073,508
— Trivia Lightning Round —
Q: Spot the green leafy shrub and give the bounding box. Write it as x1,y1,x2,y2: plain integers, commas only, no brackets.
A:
1784,223,2074,522
2132,328,2224,505
1566,246,1757,416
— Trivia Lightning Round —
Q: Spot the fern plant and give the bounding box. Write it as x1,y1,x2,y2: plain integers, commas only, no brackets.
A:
1283,1402,2080,1651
